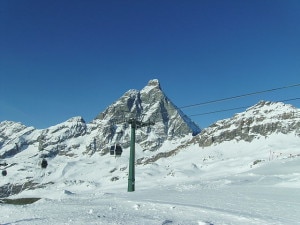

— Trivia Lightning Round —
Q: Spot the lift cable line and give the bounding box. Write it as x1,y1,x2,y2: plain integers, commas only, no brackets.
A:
180,83,300,109
189,106,247,117
189,97,300,117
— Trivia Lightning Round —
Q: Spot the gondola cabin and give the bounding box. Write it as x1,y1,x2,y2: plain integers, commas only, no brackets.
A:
110,144,123,157
41,158,48,169
2,169,7,176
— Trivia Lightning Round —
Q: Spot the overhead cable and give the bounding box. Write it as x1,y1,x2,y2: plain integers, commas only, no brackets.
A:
180,83,300,109
189,97,300,117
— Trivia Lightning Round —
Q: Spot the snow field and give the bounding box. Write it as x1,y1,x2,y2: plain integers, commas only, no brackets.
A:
1,132,300,224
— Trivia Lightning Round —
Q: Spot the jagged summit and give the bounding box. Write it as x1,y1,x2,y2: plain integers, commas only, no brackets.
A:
119,79,161,101
146,79,161,89
94,79,201,152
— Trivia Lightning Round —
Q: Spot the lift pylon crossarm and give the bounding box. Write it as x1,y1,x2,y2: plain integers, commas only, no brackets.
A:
128,119,155,128
109,117,127,125
144,120,155,127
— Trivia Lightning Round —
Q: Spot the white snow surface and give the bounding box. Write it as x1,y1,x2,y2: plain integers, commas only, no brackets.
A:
1,133,300,225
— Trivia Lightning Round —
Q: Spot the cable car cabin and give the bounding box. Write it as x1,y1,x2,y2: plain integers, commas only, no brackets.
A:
2,169,7,176
41,158,48,169
110,144,123,157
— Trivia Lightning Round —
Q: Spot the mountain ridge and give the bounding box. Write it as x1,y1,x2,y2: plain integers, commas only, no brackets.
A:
194,100,300,147
1,80,300,198
0,79,201,159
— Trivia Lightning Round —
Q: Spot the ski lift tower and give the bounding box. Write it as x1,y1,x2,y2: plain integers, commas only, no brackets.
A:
127,116,154,192
110,112,155,192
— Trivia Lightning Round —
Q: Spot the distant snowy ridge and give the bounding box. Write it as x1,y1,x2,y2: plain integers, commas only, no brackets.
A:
193,100,300,147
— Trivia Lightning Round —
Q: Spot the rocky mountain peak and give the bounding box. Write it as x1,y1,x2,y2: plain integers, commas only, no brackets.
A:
146,79,161,89
92,79,201,152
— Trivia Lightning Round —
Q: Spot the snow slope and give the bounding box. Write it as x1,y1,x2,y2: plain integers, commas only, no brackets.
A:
1,132,300,225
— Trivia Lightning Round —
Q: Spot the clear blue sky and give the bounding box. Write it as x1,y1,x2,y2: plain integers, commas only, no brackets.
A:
1,0,300,129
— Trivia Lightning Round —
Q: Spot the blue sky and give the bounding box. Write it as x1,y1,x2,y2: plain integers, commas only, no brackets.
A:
1,0,299,129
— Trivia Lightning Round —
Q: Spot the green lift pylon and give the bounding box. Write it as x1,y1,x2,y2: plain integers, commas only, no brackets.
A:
127,118,154,192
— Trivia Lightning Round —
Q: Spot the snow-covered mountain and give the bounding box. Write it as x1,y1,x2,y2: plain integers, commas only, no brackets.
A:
194,100,300,147
92,79,201,152
0,79,202,194
0,79,200,160
1,80,300,224
0,81,299,188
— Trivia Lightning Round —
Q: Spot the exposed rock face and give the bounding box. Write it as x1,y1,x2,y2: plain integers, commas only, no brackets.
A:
0,79,201,158
93,79,201,152
0,121,36,158
193,101,300,147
